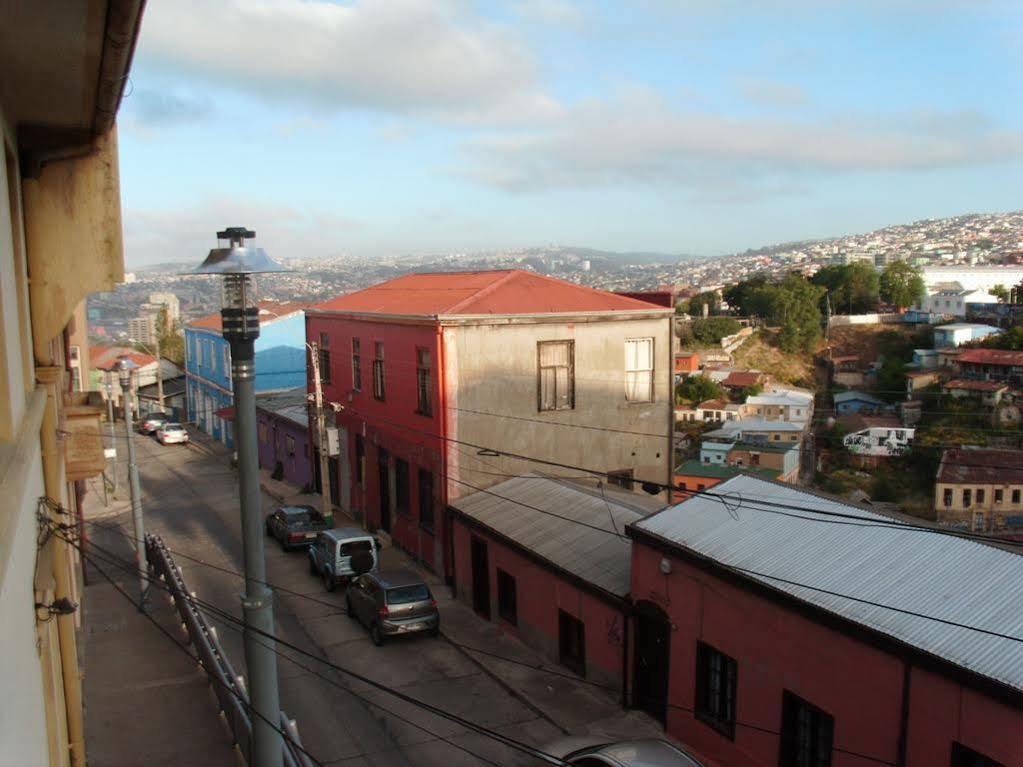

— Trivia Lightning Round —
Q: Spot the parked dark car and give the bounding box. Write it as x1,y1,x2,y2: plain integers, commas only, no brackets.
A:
308,527,380,591
139,412,170,434
345,568,439,646
264,506,328,551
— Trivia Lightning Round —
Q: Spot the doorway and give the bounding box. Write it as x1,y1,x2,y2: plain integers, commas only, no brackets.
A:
633,600,671,725
558,610,586,676
378,448,391,532
470,536,490,618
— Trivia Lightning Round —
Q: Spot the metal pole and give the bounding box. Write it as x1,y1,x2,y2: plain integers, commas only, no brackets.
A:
309,342,334,525
106,373,118,491
121,368,148,610
226,291,283,767
156,332,165,412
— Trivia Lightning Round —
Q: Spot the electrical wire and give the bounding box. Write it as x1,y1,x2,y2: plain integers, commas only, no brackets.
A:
61,527,568,766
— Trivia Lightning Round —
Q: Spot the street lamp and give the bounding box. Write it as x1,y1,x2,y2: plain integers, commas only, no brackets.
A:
193,227,285,767
115,356,148,610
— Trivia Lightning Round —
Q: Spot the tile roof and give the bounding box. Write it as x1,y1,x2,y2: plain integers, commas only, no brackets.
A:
942,379,1009,392
937,448,1023,485
450,473,665,599
311,270,666,317
833,390,884,404
721,371,764,388
188,301,308,331
89,345,157,370
631,474,1023,696
957,349,1023,366
696,399,731,410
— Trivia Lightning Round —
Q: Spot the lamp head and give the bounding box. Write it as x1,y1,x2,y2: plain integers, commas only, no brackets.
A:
193,227,286,277
114,355,137,387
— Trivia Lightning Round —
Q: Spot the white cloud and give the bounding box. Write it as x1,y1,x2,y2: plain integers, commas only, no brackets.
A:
457,89,1023,195
124,197,361,266
736,78,809,109
139,0,554,123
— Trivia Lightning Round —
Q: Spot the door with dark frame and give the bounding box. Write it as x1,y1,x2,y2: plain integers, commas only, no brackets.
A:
470,536,490,618
633,600,671,725
377,448,391,532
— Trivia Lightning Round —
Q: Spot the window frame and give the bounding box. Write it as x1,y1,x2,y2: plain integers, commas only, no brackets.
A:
695,641,737,740
779,691,834,767
285,434,296,457
537,340,575,412
351,337,362,392
624,337,655,403
372,342,385,401
395,457,410,516
417,468,434,531
318,332,331,386
416,346,432,416
497,569,517,626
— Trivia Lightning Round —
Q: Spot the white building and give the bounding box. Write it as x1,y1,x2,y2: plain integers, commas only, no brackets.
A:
843,418,915,457
921,266,1023,296
744,390,814,425
148,291,181,323
918,283,999,317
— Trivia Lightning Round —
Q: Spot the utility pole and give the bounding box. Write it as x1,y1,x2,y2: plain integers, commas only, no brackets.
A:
195,227,283,767
155,331,165,412
116,357,148,610
309,341,334,525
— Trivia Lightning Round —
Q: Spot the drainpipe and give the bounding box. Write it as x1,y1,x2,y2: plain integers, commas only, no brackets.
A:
37,367,86,767
436,323,451,584
896,661,912,767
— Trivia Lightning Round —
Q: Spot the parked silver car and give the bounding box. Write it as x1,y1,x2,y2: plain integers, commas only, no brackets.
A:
546,738,707,767
345,568,439,646
308,527,380,591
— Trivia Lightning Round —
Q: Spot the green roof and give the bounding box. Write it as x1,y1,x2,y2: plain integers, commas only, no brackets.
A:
675,459,781,480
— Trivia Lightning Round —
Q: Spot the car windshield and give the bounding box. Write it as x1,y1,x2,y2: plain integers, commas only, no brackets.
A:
285,511,311,524
386,584,430,605
164,424,184,431
339,540,373,556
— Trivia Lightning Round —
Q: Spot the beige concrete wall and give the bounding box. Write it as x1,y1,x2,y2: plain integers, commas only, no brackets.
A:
444,314,672,499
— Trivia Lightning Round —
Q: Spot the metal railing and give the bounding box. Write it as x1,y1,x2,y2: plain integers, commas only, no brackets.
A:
146,533,315,767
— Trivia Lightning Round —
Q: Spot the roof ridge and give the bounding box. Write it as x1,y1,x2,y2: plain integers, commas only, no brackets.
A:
445,269,523,314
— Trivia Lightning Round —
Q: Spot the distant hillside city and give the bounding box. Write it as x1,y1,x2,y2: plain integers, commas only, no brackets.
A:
88,209,1023,341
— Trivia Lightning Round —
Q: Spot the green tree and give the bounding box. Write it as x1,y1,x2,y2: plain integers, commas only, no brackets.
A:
810,263,879,314
990,284,1009,303
879,261,925,308
691,316,741,345
155,305,184,367
682,290,721,317
676,375,724,405
723,275,769,316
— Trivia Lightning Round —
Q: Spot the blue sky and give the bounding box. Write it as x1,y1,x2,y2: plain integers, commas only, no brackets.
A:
118,0,1023,266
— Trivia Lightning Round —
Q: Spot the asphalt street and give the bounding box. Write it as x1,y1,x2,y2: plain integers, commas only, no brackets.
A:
83,428,570,767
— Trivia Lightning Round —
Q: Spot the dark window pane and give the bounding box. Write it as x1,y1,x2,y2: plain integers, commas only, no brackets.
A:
395,458,410,516
418,469,434,530
497,569,517,626
387,584,430,604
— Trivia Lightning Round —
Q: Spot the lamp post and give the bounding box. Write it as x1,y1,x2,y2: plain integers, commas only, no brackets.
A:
194,227,284,767
115,356,148,610
307,341,334,525
105,372,118,491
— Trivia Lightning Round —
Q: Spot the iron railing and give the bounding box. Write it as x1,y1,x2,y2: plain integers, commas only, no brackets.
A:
146,533,315,767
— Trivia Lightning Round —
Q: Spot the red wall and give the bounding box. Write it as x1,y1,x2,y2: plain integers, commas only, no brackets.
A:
630,542,1023,767
451,516,627,687
306,313,446,570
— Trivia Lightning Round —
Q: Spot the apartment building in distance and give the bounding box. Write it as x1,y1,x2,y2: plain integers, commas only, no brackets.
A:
935,448,1023,532
305,270,674,575
0,4,145,764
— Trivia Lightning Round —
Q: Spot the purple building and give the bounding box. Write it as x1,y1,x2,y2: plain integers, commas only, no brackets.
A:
256,389,313,491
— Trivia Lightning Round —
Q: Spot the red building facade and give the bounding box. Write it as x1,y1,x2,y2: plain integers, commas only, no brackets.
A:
626,475,1023,767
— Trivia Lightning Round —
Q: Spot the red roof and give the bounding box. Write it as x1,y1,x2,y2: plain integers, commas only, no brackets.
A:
697,399,731,410
721,371,764,388
312,270,665,317
957,349,1023,366
938,448,1023,484
188,301,308,331
943,378,1008,392
89,345,157,370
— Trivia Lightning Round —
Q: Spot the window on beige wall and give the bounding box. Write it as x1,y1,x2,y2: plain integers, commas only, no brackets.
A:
538,340,574,411
625,337,654,402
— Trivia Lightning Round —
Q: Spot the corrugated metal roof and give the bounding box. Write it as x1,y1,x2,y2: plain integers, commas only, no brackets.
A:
632,474,1023,694
255,389,309,428
451,474,665,599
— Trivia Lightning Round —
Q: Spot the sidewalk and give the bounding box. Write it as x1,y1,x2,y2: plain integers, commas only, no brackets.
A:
81,498,238,766
258,469,665,744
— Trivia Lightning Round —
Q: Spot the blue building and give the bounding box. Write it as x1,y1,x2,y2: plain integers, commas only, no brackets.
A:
185,302,308,448
833,390,886,415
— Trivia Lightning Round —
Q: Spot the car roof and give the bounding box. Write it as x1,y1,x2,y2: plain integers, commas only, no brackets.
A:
321,526,373,541
162,423,184,428
582,740,703,767
279,505,317,515
367,568,427,590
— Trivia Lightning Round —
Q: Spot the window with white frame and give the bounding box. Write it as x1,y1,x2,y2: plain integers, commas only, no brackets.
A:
625,338,654,402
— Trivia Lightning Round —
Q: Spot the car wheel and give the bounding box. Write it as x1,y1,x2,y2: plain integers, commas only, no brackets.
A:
323,570,336,592
370,622,384,647
345,595,356,620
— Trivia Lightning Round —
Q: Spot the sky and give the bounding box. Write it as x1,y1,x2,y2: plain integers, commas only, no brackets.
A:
119,0,1023,267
